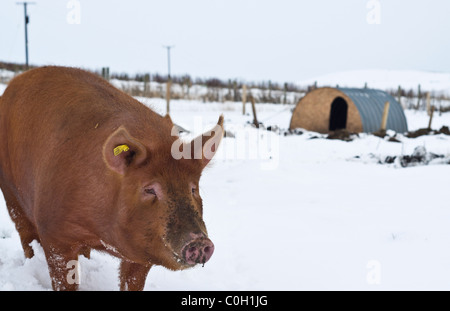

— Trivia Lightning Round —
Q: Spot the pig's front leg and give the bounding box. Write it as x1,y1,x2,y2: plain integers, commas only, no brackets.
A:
119,260,152,291
42,244,81,291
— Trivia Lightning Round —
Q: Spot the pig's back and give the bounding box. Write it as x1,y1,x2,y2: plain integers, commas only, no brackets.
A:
0,66,154,217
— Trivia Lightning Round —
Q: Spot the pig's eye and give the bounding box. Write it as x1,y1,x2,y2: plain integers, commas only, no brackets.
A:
191,186,196,195
144,188,156,196
142,183,162,201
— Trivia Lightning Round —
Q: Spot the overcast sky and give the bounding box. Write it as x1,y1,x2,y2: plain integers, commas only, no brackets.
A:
1,0,449,83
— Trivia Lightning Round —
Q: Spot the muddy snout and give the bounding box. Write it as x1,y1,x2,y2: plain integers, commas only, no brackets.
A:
181,234,214,266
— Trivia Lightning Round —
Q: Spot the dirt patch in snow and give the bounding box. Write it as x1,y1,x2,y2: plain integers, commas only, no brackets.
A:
360,146,450,168
406,126,450,138
326,129,359,142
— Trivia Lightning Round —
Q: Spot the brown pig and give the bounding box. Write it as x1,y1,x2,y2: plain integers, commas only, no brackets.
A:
0,66,223,290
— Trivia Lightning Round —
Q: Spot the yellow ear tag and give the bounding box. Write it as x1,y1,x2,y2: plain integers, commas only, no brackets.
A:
113,144,130,156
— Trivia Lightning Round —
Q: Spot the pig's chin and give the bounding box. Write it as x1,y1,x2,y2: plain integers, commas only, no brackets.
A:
161,247,196,271
144,241,193,270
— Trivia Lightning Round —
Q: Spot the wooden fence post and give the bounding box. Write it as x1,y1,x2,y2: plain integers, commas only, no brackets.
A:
144,73,150,97
102,67,110,81
166,79,171,115
250,95,259,128
428,106,435,129
233,80,238,102
242,85,247,115
380,101,390,131
416,84,421,110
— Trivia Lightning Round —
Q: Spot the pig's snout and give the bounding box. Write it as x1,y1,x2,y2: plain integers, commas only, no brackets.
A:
181,234,214,266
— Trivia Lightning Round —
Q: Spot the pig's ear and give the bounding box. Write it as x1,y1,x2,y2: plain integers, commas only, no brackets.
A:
191,115,224,168
163,113,173,125
103,126,148,175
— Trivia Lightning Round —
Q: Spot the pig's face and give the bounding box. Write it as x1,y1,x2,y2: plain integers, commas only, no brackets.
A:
129,158,213,270
103,116,223,270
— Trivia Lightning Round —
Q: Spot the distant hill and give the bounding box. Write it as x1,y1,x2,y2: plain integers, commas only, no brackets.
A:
298,70,450,95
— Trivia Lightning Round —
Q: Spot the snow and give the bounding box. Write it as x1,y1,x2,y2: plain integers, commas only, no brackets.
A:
1,81,450,290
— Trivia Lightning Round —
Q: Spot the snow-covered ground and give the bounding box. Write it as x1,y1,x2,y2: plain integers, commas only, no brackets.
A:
1,85,450,290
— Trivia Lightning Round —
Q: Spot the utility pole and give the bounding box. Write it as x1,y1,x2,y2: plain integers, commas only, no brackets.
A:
163,45,174,114
17,2,36,70
163,45,174,79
